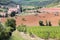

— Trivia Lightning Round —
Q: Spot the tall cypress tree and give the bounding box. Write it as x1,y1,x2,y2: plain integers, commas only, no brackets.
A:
49,21,52,26
58,20,60,26
46,20,49,26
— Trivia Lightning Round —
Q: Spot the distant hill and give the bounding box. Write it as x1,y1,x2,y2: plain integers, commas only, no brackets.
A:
46,0,60,8
12,0,53,6
0,0,60,7
11,0,60,7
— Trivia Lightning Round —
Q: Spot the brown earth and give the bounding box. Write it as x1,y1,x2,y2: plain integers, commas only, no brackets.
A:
16,13,60,26
0,12,60,26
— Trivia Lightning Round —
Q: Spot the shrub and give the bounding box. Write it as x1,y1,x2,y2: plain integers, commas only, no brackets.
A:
29,32,35,38
17,24,27,33
5,13,8,17
46,20,49,26
0,22,13,40
5,18,16,32
20,6,22,12
48,21,52,26
0,15,3,17
10,11,17,17
22,18,26,21
58,20,60,26
36,10,41,13
39,20,45,26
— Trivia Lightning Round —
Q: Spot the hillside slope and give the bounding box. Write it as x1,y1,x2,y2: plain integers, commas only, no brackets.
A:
12,0,60,7
0,0,60,7
46,0,60,8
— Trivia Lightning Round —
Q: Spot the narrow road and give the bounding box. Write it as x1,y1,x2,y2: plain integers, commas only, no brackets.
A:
13,30,55,40
19,32,44,40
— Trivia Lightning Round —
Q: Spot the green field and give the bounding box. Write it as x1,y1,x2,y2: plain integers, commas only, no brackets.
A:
17,26,60,39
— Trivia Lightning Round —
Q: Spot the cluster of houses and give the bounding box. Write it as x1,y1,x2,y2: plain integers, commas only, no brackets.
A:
0,1,60,17
0,1,21,17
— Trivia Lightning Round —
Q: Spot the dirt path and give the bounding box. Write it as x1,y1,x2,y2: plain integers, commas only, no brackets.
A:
13,30,55,40
19,32,44,40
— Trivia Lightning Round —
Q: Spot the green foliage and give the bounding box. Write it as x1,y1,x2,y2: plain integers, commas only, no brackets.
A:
22,18,26,21
58,20,60,26
17,26,60,39
49,21,52,26
0,10,3,12
39,20,45,26
17,24,27,33
0,23,4,31
46,20,49,26
49,32,56,38
0,27,12,40
10,11,16,17
0,22,13,40
29,32,32,36
0,19,16,40
5,13,8,17
5,18,16,32
20,6,23,12
45,21,52,26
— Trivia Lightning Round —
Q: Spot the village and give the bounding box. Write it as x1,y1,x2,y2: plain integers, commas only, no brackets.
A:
0,3,60,26
0,0,60,40
0,1,60,26
0,1,21,17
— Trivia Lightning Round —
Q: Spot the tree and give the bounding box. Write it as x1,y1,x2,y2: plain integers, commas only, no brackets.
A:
5,18,16,32
22,9,26,12
36,10,41,13
22,18,26,21
46,20,49,26
17,24,27,33
20,6,22,12
5,13,8,17
58,20,60,26
48,21,52,26
0,22,4,32
10,11,16,17
0,27,12,40
39,20,44,26
0,22,13,40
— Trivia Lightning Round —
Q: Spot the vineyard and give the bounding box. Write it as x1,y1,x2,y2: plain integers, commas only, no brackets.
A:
17,26,60,39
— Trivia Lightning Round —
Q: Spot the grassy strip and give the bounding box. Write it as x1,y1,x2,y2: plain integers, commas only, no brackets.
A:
27,26,60,39
17,26,60,39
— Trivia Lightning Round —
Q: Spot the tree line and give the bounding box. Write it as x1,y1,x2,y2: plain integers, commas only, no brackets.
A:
39,20,60,26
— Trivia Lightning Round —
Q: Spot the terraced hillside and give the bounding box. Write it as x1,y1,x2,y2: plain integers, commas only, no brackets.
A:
0,12,60,26
0,0,60,7
12,0,60,7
